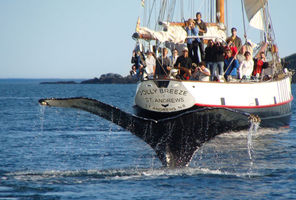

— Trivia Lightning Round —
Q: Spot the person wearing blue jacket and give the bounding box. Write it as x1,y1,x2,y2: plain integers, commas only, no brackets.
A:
224,48,239,81
186,18,200,64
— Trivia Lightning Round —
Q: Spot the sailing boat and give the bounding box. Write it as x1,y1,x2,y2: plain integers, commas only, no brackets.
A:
39,0,293,167
133,0,293,128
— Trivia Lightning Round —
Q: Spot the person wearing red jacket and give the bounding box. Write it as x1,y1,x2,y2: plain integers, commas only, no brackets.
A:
253,52,269,76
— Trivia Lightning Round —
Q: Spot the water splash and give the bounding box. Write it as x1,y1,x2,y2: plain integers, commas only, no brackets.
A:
39,105,46,132
247,115,261,176
247,116,260,160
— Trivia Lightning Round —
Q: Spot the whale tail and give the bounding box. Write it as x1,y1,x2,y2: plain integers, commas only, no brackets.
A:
39,97,252,167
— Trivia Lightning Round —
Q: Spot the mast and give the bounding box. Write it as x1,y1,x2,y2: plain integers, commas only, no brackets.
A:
216,0,225,24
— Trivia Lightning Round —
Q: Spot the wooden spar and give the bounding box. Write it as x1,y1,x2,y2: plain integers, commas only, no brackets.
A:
169,22,219,27
132,32,157,41
216,0,225,24
169,22,186,27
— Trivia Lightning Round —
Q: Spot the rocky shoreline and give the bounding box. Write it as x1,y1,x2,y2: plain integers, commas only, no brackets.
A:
40,73,138,84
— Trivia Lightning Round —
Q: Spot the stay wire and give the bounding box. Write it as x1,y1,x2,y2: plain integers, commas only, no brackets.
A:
240,0,247,41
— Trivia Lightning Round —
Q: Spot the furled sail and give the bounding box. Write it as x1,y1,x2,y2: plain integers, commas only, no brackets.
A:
244,0,267,30
137,24,187,43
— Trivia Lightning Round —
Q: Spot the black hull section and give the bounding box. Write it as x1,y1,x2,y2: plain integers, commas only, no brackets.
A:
135,101,292,128
39,97,253,167
236,102,292,128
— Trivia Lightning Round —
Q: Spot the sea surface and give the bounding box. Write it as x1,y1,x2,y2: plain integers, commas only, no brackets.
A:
0,79,295,200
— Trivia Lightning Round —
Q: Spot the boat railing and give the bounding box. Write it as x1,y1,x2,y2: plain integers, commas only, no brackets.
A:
140,70,291,84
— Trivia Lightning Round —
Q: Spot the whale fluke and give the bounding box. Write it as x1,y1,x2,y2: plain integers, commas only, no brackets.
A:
39,97,252,167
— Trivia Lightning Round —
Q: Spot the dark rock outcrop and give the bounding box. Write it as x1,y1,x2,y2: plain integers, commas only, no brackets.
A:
40,74,138,84
80,73,138,84
282,53,296,83
40,81,78,84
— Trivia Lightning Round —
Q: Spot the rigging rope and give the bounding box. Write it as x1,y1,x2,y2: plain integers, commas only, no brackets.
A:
147,0,156,28
143,0,147,26
191,0,194,18
180,0,184,21
240,0,247,41
225,0,229,36
167,0,176,22
159,0,167,22
211,0,214,23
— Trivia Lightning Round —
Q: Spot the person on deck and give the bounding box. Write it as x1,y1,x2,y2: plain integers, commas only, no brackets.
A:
130,65,137,78
191,61,210,81
131,50,145,77
144,50,156,79
224,48,239,81
236,45,246,64
205,39,215,78
185,18,200,65
213,39,225,80
238,51,254,80
170,49,179,66
252,51,269,77
154,48,171,78
174,47,192,80
194,12,207,61
227,40,238,58
226,27,242,50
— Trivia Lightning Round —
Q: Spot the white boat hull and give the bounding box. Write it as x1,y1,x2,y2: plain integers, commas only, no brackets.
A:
135,76,293,127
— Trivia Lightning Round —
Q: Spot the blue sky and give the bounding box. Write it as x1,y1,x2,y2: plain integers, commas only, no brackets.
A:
0,0,294,78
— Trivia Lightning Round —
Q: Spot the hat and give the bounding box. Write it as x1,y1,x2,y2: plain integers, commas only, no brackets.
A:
183,47,188,52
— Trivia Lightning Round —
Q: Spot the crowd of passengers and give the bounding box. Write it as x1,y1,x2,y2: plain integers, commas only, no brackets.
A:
130,12,271,82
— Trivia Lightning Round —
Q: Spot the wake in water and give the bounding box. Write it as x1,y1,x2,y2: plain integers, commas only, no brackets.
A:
4,167,263,184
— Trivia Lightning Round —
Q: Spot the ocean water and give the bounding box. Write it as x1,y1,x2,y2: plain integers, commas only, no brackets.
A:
0,79,295,200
